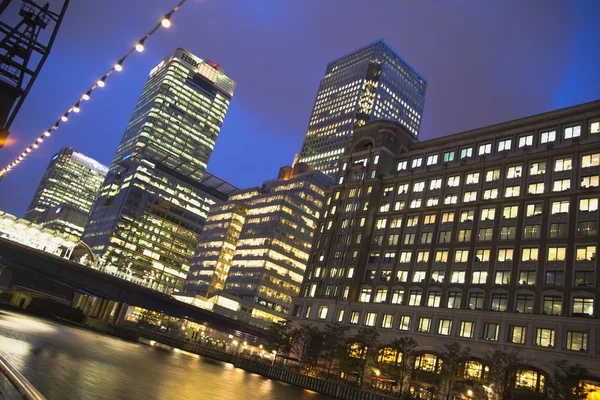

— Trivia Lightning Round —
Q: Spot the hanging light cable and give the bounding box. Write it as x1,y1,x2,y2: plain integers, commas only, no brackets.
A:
0,0,187,178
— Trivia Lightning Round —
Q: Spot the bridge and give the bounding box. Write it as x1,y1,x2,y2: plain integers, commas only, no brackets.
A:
0,236,264,341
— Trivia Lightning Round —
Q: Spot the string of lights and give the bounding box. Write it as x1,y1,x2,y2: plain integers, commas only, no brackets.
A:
0,0,187,178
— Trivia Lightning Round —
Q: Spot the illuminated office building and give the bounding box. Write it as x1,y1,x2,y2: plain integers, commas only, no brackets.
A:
293,101,600,397
297,39,427,176
24,147,108,237
185,164,332,326
82,48,237,292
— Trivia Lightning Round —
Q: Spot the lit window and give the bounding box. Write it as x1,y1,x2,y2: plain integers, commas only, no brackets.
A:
481,207,495,220
442,150,455,162
399,251,412,263
397,160,408,171
507,165,522,179
413,181,425,192
426,154,438,165
427,291,441,307
447,175,460,187
495,271,511,285
572,297,594,316
491,293,508,311
441,212,454,223
398,315,411,331
528,182,544,195
566,331,588,351
485,168,500,182
500,226,516,240
359,287,372,302
413,270,426,282
429,178,442,190
579,198,598,212
515,370,545,392
547,246,566,262
397,183,409,194
459,210,473,223
530,161,546,175
478,143,492,156
540,130,556,143
477,228,493,241
582,153,600,168
518,134,533,148
349,311,360,324
460,147,472,159
426,196,439,207
516,294,534,313
502,205,518,219
591,121,600,134
444,194,458,204
498,138,512,152
447,292,462,308
418,317,431,332
411,158,423,168
563,125,581,139
459,321,474,338
468,292,484,309
457,229,471,242
408,290,422,306
554,157,572,172
526,203,543,216
472,271,487,284
317,306,328,319
551,200,569,214
581,175,600,188
381,314,393,329
451,270,466,282
552,179,570,192
505,185,520,197
466,172,479,184
483,188,498,200
536,328,555,347
474,248,491,263
438,319,452,335
463,191,477,202
497,248,513,262
364,312,377,327
410,198,422,209
390,289,404,304
483,323,499,341
576,245,596,261
543,296,562,315
509,326,526,344
521,247,539,262
524,224,541,239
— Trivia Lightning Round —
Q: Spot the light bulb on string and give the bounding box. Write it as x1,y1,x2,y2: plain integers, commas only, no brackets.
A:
135,39,145,52
61,113,69,122
44,131,51,137
161,16,171,28
115,60,123,71
73,103,81,113
97,77,106,87
82,91,91,101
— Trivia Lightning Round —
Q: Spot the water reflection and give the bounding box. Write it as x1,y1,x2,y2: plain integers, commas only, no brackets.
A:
0,309,331,400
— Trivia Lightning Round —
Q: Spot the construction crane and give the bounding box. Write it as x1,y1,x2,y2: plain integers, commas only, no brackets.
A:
0,0,69,148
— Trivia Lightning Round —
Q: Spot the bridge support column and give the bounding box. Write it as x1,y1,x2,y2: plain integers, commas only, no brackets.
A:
71,292,82,308
90,298,102,318
113,302,129,326
101,300,114,322
82,296,95,315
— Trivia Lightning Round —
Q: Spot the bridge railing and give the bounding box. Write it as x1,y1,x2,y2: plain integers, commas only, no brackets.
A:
0,354,45,400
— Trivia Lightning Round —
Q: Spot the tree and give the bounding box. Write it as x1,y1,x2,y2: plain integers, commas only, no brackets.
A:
377,336,418,395
548,360,591,400
440,342,471,400
339,327,379,385
483,347,522,400
290,324,323,369
263,320,292,355
320,323,347,376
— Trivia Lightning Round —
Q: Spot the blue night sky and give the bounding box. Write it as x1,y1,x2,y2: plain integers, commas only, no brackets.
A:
0,0,599,216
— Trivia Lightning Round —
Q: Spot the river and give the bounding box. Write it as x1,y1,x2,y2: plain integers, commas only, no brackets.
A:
0,309,332,400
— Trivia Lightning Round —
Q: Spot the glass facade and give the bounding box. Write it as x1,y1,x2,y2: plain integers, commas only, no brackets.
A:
298,39,427,176
24,147,108,237
82,48,237,292
185,165,331,324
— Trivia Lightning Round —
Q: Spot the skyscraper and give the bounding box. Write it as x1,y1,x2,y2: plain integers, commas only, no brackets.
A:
297,39,427,176
110,48,235,178
82,48,237,292
184,164,332,326
24,147,108,237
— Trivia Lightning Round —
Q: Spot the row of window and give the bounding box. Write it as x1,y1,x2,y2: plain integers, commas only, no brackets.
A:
308,305,591,352
390,122,600,173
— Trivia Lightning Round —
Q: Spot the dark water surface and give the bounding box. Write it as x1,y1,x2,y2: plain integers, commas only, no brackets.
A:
0,309,331,400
